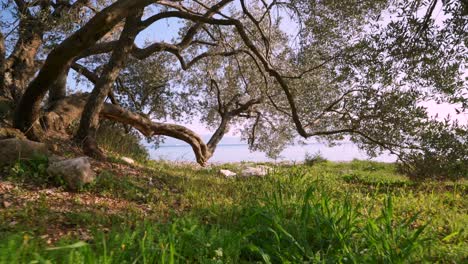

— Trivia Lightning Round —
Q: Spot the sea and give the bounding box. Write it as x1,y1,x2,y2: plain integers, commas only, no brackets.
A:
148,136,397,163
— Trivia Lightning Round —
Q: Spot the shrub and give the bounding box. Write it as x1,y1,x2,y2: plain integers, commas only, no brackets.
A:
304,151,328,166
96,120,149,162
397,153,468,180
397,121,468,180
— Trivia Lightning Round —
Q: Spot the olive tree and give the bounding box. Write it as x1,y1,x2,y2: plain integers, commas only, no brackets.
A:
0,0,466,177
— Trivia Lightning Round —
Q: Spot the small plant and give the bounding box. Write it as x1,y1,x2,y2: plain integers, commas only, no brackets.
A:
8,155,62,186
361,196,428,262
304,151,328,166
96,120,149,162
240,184,429,263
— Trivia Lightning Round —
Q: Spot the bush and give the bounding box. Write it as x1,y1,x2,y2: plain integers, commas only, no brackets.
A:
96,121,149,162
397,153,468,180
397,121,468,180
304,151,328,166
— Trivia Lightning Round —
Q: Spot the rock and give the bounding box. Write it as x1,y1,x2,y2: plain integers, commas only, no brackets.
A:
121,157,135,165
219,169,237,178
47,157,96,190
0,138,49,165
241,166,272,177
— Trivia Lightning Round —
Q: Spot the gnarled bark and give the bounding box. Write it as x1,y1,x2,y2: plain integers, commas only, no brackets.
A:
207,116,231,154
0,32,5,97
101,104,211,165
4,18,43,102
4,0,104,104
48,64,71,104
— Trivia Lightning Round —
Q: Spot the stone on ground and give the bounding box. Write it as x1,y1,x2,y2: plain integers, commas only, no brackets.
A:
219,169,237,178
0,127,26,140
241,165,272,177
0,138,49,165
121,157,135,165
47,157,96,190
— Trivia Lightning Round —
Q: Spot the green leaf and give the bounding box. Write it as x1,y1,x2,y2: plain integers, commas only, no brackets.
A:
442,231,459,242
45,241,88,251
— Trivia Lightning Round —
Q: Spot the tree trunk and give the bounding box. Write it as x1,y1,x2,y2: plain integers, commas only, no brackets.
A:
48,63,71,104
75,10,143,159
13,0,152,134
100,104,210,165
3,19,43,102
0,32,5,98
207,116,231,155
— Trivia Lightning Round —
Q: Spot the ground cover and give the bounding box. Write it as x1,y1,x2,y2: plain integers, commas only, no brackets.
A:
0,159,466,263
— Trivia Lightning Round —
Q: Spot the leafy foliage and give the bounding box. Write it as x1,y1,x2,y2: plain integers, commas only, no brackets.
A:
96,121,149,162
304,151,328,166
398,120,468,180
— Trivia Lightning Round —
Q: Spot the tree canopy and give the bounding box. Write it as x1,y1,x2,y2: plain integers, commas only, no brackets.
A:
0,0,466,177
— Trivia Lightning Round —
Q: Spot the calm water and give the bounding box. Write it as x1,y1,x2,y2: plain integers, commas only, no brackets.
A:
149,140,397,163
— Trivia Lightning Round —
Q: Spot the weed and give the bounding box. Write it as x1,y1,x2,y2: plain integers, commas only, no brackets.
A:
7,155,65,187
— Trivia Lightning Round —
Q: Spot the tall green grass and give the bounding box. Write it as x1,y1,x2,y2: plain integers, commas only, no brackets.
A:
96,121,149,162
0,180,429,263
1,160,465,263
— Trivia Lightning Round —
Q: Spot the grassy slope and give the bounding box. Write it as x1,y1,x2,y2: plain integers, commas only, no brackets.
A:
0,159,466,263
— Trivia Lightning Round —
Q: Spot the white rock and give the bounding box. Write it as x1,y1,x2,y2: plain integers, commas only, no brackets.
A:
121,157,135,165
219,169,237,178
241,166,272,177
47,157,95,190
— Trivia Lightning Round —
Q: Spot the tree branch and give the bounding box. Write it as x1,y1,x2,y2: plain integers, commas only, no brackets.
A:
71,62,99,83
43,93,211,165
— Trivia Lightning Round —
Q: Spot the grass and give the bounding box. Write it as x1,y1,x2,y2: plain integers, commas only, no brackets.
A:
0,159,467,263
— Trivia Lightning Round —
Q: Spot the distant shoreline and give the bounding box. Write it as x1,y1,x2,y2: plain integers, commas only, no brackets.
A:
157,142,355,148
147,159,396,166
150,141,397,163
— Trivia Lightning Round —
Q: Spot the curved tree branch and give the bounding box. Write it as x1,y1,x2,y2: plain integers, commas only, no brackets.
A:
43,93,211,165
